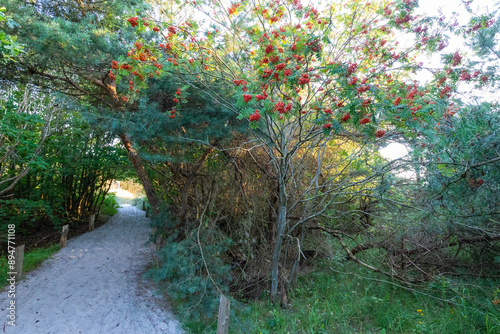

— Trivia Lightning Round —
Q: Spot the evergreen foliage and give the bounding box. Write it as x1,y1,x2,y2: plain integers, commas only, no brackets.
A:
0,7,23,62
146,222,232,320
1,0,147,100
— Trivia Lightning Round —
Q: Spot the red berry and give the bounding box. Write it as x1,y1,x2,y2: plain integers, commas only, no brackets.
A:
360,117,370,124
127,17,138,27
249,109,261,122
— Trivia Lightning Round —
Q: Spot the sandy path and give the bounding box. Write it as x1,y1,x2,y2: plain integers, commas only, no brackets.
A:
1,205,183,334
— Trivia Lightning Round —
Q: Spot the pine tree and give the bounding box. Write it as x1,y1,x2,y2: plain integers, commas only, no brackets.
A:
0,0,165,212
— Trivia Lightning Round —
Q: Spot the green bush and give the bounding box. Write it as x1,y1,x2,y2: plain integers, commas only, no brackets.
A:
99,194,119,216
146,214,232,324
0,199,63,243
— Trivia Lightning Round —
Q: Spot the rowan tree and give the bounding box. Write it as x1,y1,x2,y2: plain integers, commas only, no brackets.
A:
113,0,460,301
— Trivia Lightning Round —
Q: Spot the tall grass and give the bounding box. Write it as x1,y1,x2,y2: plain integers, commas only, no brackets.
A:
180,256,500,333
227,261,500,334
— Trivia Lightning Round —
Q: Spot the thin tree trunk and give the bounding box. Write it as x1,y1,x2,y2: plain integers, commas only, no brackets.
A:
119,133,160,215
271,172,287,303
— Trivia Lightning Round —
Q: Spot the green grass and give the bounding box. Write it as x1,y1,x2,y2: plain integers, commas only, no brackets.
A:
214,260,500,334
182,233,500,334
1,244,60,289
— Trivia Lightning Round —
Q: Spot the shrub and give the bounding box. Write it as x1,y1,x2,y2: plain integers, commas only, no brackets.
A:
0,199,62,243
99,194,119,216
146,216,232,322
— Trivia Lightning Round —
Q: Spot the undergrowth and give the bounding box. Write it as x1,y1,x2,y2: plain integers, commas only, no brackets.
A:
181,258,500,334
99,194,120,216
145,215,232,323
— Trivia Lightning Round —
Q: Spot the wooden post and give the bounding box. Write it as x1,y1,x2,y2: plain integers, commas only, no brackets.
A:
142,201,146,211
60,225,69,248
217,294,230,334
145,206,150,218
14,245,25,281
89,214,95,232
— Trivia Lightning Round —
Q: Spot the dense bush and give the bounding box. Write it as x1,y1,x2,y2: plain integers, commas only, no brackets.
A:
146,216,232,320
99,194,120,216
0,198,62,242
0,87,129,253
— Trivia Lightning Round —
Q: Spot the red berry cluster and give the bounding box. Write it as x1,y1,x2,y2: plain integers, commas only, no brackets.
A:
356,85,370,94
256,93,267,101
233,79,248,86
440,86,452,98
437,76,447,87
298,73,310,85
341,114,351,122
360,117,370,124
274,101,292,114
347,63,358,75
459,71,471,81
228,3,241,16
243,94,253,103
249,109,261,121
127,17,138,27
361,99,371,107
451,52,462,66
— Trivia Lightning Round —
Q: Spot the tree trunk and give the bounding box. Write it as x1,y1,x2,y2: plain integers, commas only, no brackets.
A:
271,173,287,303
119,133,160,215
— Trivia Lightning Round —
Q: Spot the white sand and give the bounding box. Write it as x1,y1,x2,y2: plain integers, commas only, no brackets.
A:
1,205,183,334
